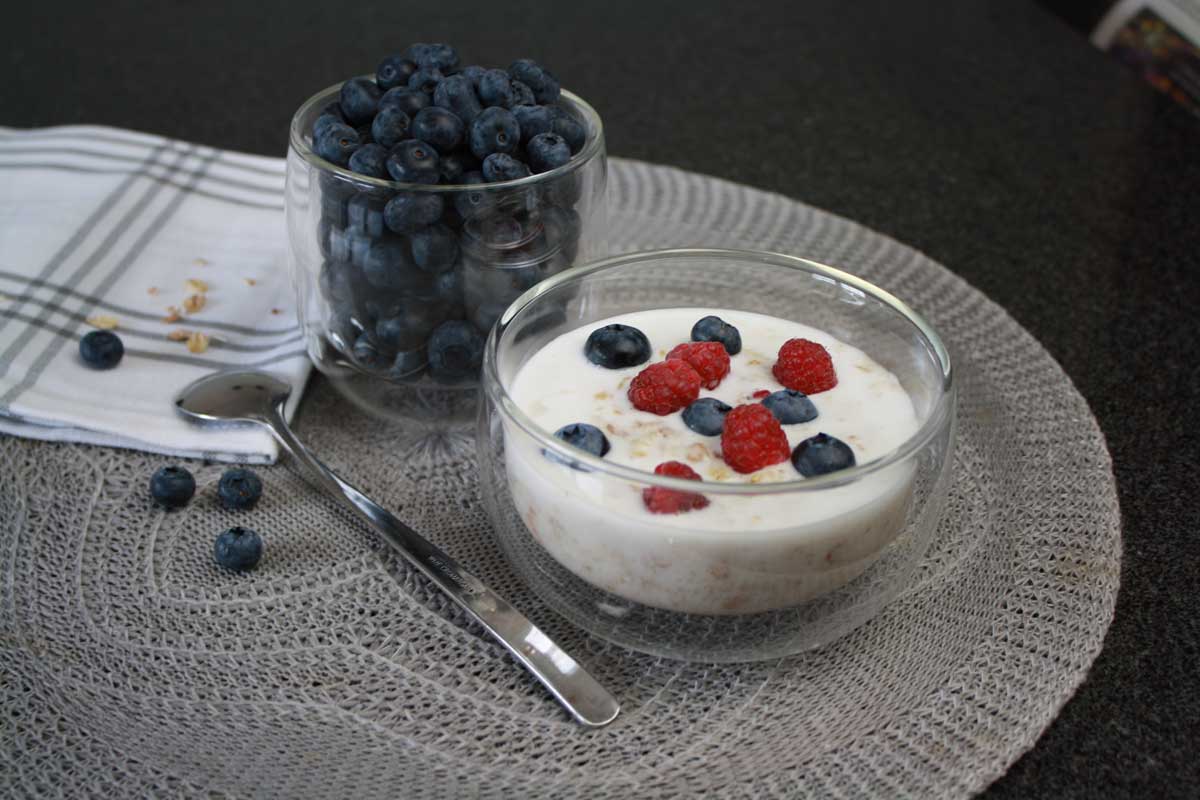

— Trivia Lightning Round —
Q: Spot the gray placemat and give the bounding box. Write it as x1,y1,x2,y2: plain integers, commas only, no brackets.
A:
0,158,1121,799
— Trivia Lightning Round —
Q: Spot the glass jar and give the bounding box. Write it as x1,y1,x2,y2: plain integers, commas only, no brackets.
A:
285,82,607,425
478,249,956,661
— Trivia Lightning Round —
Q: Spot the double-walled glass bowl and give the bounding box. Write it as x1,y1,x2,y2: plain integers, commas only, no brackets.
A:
285,82,608,423
478,249,956,661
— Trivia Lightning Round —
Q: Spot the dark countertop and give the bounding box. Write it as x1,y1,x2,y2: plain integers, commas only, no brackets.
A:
4,1,1197,796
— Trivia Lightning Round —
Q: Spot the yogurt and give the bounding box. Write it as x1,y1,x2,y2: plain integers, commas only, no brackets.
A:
504,308,921,615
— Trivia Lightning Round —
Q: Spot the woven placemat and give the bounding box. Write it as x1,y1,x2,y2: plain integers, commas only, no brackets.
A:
0,159,1121,799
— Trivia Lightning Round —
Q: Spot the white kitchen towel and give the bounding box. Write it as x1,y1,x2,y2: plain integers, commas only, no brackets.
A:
0,125,310,463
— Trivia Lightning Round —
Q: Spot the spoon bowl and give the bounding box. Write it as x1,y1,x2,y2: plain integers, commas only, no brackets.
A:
175,371,293,424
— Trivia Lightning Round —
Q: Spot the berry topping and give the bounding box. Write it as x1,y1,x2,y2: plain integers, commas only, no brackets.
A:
642,461,710,514
79,330,124,369
628,360,702,415
690,315,742,355
791,433,856,477
553,422,610,458
666,341,730,390
150,466,195,509
681,397,732,436
720,404,791,474
214,526,263,571
773,338,838,394
761,389,818,424
218,467,263,510
584,323,651,369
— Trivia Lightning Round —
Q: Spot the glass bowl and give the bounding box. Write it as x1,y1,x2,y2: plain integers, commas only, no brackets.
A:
285,81,608,425
478,248,956,661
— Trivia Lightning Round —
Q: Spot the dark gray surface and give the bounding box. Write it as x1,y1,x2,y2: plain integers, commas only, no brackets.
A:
4,1,1197,796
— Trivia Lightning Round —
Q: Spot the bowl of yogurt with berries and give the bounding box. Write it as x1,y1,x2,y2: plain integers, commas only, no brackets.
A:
479,249,955,661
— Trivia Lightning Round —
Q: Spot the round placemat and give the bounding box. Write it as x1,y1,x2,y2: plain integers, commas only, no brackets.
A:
0,159,1121,799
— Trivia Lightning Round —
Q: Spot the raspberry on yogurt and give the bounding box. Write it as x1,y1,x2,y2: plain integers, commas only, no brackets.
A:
773,338,838,394
720,403,791,474
666,341,730,390
628,359,702,415
642,461,710,514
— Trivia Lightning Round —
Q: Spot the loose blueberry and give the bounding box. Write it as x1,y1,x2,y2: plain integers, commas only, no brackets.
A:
459,65,487,88
150,465,195,509
482,152,531,182
584,324,651,369
438,150,478,183
214,526,263,571
554,422,610,458
379,86,430,117
407,68,444,96
468,106,520,160
347,143,389,178
510,80,536,107
370,106,411,149
508,58,560,104
432,74,483,124
453,170,497,219
339,77,382,125
681,398,732,436
218,467,263,510
527,132,571,173
411,106,464,155
690,315,742,355
406,43,459,72
79,330,124,369
384,193,444,233
385,139,440,184
376,55,418,91
352,331,391,370
478,69,516,108
314,123,361,167
411,224,459,273
791,433,857,477
512,105,555,145
427,319,485,381
762,389,818,425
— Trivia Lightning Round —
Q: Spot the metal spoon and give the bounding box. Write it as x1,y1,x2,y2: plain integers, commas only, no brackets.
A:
175,370,619,728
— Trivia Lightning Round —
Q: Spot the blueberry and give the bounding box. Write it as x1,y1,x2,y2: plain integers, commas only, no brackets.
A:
512,105,555,145
468,106,520,160
459,65,487,88
762,389,818,425
469,300,508,333
346,193,387,237
312,112,344,141
553,422,610,458
339,77,382,125
453,171,497,219
438,150,478,183
508,59,560,104
347,143,389,179
482,153,531,182
361,238,415,290
681,398,732,436
478,69,517,108
314,123,361,167
354,124,375,145
214,526,263,571
432,74,483,124
690,315,742,355
319,259,358,304
384,192,444,233
376,315,424,352
584,324,651,369
380,87,430,117
411,224,459,273
385,139,440,184
217,467,263,510
406,43,459,72
369,106,411,149
149,465,195,509
352,331,391,370
391,345,427,378
434,267,462,302
427,319,485,381
376,55,417,91
411,106,464,155
407,68,444,96
550,109,586,154
510,80,536,107
791,433,857,477
527,132,571,173
79,330,124,369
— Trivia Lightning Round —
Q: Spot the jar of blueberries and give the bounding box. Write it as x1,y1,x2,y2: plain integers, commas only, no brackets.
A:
285,43,607,424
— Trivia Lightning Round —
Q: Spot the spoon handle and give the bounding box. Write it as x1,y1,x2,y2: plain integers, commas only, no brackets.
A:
262,405,620,728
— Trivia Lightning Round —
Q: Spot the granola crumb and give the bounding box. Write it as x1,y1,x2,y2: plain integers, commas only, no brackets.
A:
163,306,182,323
631,450,648,458
186,331,210,353
184,278,209,294
86,315,119,330
146,286,159,296
182,293,206,314
593,391,610,400
686,443,709,463
270,308,281,315
747,358,761,366
193,257,209,266
166,329,191,341
243,277,257,286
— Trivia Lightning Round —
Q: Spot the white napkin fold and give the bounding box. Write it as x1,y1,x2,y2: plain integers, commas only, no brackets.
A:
0,125,311,463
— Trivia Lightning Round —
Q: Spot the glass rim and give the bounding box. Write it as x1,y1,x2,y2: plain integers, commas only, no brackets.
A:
482,248,955,496
288,80,604,193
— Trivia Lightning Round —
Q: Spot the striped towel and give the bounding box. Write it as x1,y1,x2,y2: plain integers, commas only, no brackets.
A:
0,125,311,463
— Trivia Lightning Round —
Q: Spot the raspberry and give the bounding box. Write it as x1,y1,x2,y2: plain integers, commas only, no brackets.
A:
627,360,701,415
751,389,770,399
642,461,710,514
773,338,838,394
666,341,730,390
720,404,790,474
